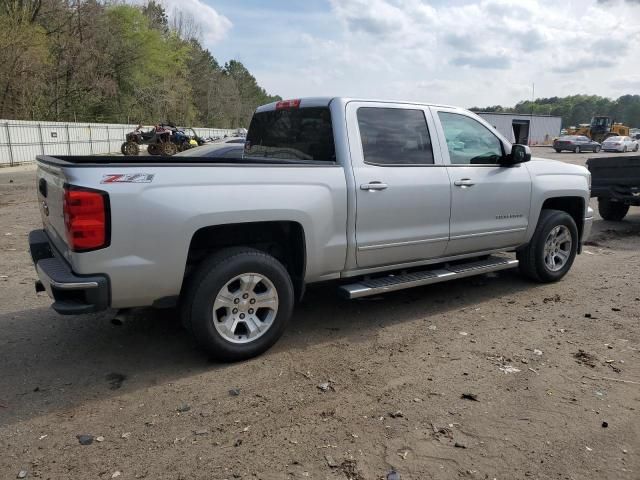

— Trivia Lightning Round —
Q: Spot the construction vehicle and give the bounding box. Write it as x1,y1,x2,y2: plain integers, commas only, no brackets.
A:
566,116,630,143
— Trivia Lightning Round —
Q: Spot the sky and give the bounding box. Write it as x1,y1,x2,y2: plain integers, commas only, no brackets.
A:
160,0,640,108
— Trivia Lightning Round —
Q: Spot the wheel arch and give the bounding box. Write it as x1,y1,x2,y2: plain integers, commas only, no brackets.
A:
183,221,307,301
539,196,585,246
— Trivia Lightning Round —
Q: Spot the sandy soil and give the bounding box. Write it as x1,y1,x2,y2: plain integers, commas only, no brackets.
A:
1,149,639,480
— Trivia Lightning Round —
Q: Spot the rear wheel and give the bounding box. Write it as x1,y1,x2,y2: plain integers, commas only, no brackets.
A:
594,146,601,153
598,198,629,221
161,142,177,156
181,247,294,362
517,210,578,283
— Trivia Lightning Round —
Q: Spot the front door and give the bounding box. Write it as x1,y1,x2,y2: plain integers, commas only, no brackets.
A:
346,102,451,268
432,108,532,256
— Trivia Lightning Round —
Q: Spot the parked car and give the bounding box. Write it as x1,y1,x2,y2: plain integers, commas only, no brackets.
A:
553,135,601,153
29,97,593,361
174,142,244,159
601,136,639,152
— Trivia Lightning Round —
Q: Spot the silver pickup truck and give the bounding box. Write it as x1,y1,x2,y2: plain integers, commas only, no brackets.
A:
29,97,593,361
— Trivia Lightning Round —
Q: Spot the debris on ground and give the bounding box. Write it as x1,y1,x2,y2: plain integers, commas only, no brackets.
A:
228,388,241,396
602,421,608,428
111,471,121,478
317,382,334,392
543,294,561,303
17,471,27,479
389,410,404,418
454,442,467,449
121,432,131,439
461,393,479,402
76,434,94,445
387,470,401,480
533,349,543,356
398,450,409,459
176,403,191,412
499,365,521,374
459,331,468,336
574,350,597,368
194,429,209,435
96,436,104,442
325,454,339,468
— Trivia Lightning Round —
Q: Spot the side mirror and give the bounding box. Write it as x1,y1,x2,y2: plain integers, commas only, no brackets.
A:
502,144,531,165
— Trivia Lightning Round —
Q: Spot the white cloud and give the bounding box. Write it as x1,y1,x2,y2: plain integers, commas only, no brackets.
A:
162,0,232,44
254,0,640,107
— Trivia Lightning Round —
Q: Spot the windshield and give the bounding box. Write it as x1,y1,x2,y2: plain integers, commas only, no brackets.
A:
605,137,622,141
245,107,336,161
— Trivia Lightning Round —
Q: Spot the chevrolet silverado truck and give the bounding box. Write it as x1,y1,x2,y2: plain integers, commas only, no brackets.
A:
29,97,593,361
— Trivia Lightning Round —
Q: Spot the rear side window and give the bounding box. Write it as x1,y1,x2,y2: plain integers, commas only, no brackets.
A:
245,107,335,161
357,107,434,165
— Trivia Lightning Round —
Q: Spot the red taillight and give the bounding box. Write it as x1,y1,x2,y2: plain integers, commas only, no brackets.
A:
275,99,301,110
63,187,109,251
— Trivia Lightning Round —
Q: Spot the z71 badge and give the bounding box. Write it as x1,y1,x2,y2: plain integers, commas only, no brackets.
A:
101,173,155,184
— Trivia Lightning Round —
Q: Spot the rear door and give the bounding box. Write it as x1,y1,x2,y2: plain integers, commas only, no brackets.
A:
346,102,451,268
431,108,532,256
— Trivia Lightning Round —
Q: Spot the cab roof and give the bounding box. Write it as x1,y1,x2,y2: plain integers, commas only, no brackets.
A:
255,97,459,113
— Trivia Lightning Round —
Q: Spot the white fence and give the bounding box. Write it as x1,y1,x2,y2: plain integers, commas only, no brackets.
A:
0,119,237,167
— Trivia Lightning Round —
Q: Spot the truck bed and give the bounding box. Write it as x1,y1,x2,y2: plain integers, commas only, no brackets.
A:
36,155,333,166
586,155,640,198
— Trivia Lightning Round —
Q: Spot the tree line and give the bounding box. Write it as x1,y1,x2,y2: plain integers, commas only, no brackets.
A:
0,0,280,128
471,94,640,129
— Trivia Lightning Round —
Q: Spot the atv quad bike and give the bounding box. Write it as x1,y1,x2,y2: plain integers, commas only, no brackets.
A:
120,124,178,156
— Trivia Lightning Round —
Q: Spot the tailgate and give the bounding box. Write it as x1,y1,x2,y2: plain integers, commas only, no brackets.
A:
37,161,69,256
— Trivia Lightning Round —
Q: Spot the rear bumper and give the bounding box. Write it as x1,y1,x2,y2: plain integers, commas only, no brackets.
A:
29,229,110,315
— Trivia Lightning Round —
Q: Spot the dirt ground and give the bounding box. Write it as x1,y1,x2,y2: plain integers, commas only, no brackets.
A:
1,148,639,480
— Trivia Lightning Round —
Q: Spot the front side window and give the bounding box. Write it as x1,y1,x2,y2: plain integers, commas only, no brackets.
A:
438,112,504,165
357,107,434,165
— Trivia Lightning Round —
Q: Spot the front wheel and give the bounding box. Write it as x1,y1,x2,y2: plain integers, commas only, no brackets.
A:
598,198,629,221
554,148,562,153
123,142,139,155
594,146,601,153
181,248,294,362
574,146,581,153
517,210,578,283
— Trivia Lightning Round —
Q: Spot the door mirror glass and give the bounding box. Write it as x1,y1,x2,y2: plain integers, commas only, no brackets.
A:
504,144,531,165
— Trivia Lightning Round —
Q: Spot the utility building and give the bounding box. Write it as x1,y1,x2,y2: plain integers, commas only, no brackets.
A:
477,113,562,146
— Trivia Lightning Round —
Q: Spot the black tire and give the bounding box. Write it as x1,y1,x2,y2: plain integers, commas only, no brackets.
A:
181,247,294,362
635,144,639,152
623,146,627,153
598,198,629,221
161,142,177,156
147,144,160,155
517,210,578,283
123,142,139,155
120,142,127,155
594,146,601,153
554,149,561,153
574,146,581,153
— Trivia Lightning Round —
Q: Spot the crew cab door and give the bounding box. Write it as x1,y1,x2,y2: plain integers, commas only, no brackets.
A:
346,101,451,268
431,108,532,256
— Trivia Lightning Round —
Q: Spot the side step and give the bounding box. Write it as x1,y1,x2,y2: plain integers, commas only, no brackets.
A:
339,255,519,299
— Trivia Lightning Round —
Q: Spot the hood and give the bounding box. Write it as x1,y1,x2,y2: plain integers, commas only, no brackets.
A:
527,157,590,177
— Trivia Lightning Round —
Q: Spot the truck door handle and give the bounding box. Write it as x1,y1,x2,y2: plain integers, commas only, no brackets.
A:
454,179,475,187
360,182,388,191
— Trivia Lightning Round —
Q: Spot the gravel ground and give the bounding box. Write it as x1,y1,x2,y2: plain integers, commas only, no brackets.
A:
1,149,639,480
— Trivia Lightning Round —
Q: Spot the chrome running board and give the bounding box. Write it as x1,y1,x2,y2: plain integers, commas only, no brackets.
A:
339,255,519,299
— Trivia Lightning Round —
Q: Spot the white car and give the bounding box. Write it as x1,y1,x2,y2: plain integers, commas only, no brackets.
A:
601,136,639,152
